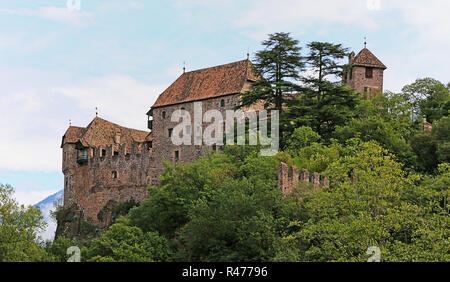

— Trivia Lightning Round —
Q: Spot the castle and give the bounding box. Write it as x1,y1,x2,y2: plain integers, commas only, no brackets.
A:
59,47,386,237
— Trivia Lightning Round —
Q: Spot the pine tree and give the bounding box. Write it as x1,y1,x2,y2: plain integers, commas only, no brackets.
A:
239,32,304,114
287,42,360,140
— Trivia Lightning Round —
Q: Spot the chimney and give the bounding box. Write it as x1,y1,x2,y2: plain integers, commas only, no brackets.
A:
114,130,121,144
349,51,355,64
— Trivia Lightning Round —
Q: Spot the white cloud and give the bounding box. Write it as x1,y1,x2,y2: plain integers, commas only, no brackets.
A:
0,6,92,27
233,0,379,39
0,67,165,172
54,75,167,131
98,1,145,12
13,189,59,207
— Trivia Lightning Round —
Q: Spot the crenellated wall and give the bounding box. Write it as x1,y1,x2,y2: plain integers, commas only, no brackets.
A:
62,141,151,233
277,162,329,197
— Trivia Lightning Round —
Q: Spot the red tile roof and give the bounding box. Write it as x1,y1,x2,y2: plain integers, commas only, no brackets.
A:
152,59,258,108
61,117,149,148
352,48,387,69
63,126,85,144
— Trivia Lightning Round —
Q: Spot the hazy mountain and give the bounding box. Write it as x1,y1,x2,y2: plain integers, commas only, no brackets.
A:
34,190,63,241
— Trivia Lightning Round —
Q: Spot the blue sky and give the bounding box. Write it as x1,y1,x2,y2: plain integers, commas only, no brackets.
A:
1,0,449,205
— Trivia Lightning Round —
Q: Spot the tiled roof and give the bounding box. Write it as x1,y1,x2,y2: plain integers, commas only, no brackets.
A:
63,126,85,144
61,117,149,148
352,48,387,69
152,59,258,108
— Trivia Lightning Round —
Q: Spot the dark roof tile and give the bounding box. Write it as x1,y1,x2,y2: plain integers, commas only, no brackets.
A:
152,59,258,108
61,117,149,149
352,48,387,69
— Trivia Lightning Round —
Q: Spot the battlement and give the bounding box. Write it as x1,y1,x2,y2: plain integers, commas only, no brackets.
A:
88,142,150,163
277,162,329,196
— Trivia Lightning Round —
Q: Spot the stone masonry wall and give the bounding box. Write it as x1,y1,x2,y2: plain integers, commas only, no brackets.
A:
346,66,384,97
149,84,264,186
62,141,150,230
277,162,329,196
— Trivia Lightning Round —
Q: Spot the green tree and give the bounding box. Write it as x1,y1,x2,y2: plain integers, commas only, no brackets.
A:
334,115,413,166
0,184,49,262
432,116,450,163
285,126,320,154
83,223,170,262
287,42,360,139
44,236,78,262
239,32,304,115
410,131,439,173
277,142,449,261
402,78,450,123
127,155,237,238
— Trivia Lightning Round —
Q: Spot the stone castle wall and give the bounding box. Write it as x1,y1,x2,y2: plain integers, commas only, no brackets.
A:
149,84,263,186
346,66,384,98
62,141,150,229
277,162,329,196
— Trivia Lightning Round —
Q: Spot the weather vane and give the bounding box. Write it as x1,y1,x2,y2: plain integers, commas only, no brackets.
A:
95,107,98,117
69,119,71,126
364,37,367,48
183,61,186,74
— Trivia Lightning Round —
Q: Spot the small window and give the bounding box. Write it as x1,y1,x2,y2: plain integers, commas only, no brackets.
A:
365,67,373,78
111,171,118,179
174,150,179,162
220,99,225,107
212,144,217,152
162,111,166,119
101,149,106,157
181,107,185,116
349,67,353,80
168,128,173,137
113,151,119,156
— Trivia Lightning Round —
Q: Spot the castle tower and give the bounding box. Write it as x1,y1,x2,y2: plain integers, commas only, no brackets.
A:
146,59,261,186
59,117,151,238
345,47,387,99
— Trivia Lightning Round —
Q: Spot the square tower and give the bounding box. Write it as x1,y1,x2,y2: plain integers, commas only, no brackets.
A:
345,47,387,99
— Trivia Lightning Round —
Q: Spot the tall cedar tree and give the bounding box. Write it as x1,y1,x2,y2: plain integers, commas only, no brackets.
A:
238,33,304,147
287,42,360,140
239,33,304,113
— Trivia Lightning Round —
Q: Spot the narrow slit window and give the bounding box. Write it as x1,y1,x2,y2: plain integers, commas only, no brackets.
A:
365,67,373,78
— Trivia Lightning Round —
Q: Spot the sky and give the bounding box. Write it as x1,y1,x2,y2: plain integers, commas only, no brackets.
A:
1,0,449,206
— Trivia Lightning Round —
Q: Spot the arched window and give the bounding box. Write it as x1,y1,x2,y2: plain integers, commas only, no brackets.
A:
181,107,185,116
220,99,225,107
162,111,166,119
111,171,118,179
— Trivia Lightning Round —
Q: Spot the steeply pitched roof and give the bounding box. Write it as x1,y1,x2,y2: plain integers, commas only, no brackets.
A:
63,126,85,144
352,48,387,69
61,117,149,148
151,59,258,108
